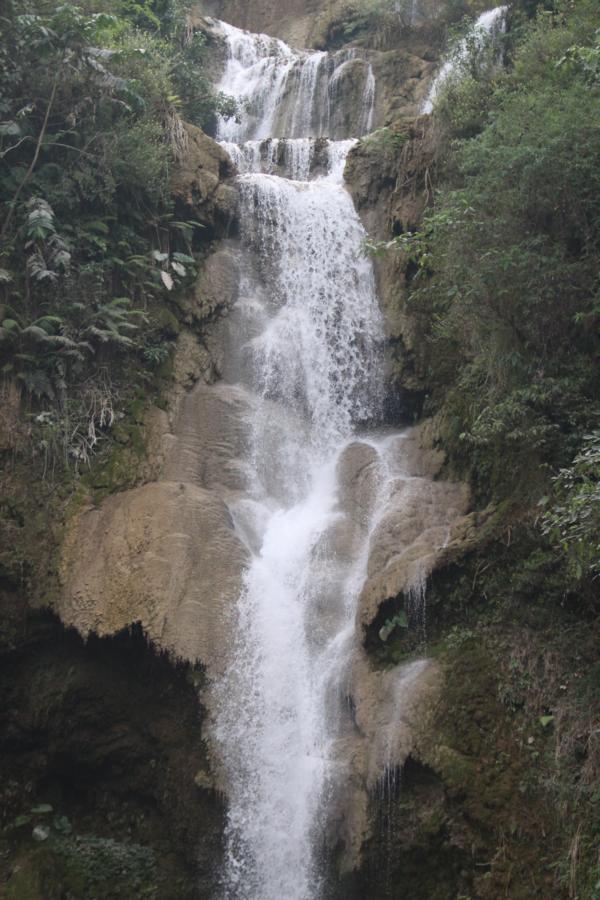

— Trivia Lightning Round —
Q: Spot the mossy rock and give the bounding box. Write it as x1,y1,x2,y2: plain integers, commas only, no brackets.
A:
5,836,162,900
427,743,475,795
153,306,181,338
4,853,48,900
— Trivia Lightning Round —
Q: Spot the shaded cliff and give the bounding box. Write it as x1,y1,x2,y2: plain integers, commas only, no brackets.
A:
0,614,224,899
0,116,239,897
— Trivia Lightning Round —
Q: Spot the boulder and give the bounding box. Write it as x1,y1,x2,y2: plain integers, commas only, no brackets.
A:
59,480,248,672
170,123,237,232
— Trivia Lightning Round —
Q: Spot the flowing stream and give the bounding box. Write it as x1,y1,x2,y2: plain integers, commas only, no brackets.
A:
208,20,413,900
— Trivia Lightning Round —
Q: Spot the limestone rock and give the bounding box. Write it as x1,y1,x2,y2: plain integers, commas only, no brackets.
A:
358,428,471,628
171,123,237,231
336,441,380,525
60,481,248,671
345,117,439,401
327,651,443,873
194,0,337,47
194,0,446,51
171,330,216,390
190,248,240,324
163,382,253,493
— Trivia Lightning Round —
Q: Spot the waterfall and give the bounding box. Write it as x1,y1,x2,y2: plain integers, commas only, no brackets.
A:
208,18,433,900
422,5,507,114
213,19,376,142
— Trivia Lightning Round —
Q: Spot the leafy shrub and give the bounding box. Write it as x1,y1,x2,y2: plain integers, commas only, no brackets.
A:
395,1,600,504
0,0,219,468
542,432,600,581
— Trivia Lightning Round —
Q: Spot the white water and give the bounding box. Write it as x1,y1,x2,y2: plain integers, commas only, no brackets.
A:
209,20,395,900
422,5,507,114
214,19,376,142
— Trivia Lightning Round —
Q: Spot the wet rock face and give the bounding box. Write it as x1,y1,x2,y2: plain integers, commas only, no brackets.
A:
339,757,472,900
0,614,224,898
60,127,249,674
194,0,448,50
345,117,439,410
171,122,238,235
60,384,253,673
193,0,339,47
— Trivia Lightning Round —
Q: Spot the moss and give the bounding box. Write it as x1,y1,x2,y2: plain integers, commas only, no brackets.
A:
128,397,147,424
154,306,181,339
362,528,581,898
84,421,149,502
4,838,166,899
0,614,223,898
427,744,475,795
4,854,47,900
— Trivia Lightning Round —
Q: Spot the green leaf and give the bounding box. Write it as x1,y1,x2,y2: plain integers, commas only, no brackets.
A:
378,610,409,642
0,122,21,137
394,610,409,628
539,715,554,728
12,814,32,828
33,315,63,334
84,220,110,235
53,815,72,835
30,803,53,815
22,325,50,341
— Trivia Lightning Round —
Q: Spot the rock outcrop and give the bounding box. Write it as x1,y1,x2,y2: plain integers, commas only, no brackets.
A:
60,479,248,670
59,128,249,674
345,116,439,411
193,0,448,49
171,122,238,235
0,614,224,899
358,427,472,630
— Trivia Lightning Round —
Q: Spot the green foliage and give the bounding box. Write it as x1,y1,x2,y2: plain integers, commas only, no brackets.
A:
395,0,600,511
379,610,409,642
445,625,476,650
51,833,158,896
432,12,509,138
0,0,218,469
542,432,600,581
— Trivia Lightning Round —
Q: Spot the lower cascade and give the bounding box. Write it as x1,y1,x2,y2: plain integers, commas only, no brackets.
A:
206,17,459,900
211,146,383,899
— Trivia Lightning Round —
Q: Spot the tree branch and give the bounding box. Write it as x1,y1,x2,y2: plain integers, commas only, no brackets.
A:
0,135,34,159
0,73,60,241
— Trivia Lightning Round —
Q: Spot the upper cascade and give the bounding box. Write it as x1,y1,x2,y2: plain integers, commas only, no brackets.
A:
213,19,376,143
422,5,507,113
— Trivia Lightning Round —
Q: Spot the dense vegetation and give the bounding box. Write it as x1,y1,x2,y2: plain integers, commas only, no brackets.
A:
0,0,228,468
361,7,600,894
397,0,600,597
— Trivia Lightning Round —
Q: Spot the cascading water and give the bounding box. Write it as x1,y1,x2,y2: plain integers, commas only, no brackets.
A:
212,19,376,142
207,18,440,900
421,5,507,114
